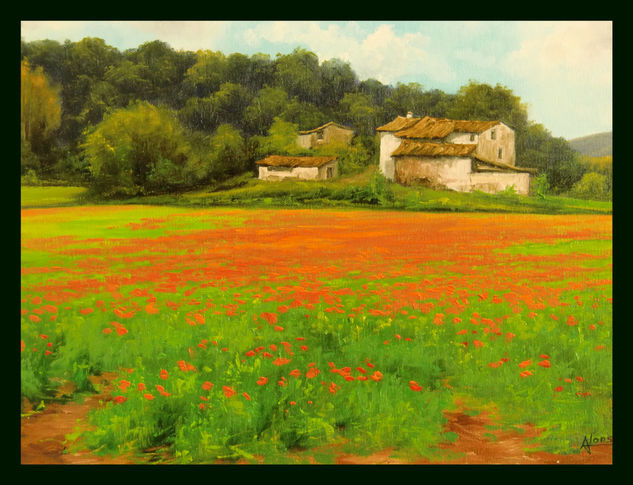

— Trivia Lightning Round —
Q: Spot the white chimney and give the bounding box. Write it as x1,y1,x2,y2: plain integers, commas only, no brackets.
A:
406,111,413,118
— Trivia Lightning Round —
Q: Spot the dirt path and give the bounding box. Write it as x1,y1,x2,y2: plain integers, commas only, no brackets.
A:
21,373,139,465
21,386,612,465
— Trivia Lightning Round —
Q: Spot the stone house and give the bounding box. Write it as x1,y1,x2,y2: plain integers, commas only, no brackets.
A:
256,155,339,181
297,122,354,150
377,113,536,194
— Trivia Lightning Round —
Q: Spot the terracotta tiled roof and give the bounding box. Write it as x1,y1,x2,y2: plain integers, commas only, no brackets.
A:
395,116,500,139
376,116,423,132
255,155,338,168
298,122,354,135
391,140,477,157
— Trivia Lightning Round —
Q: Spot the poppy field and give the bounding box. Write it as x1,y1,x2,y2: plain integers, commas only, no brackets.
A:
20,206,612,464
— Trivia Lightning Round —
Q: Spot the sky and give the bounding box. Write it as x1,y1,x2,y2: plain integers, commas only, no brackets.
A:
20,20,613,140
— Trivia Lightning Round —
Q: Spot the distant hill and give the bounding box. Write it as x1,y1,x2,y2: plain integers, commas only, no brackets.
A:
569,132,612,157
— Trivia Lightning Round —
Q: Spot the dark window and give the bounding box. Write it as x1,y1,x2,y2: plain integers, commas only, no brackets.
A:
326,166,334,178
470,134,476,142
317,131,324,140
498,148,503,159
491,129,496,140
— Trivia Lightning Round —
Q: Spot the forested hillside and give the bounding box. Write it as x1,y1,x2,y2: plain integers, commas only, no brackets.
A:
569,132,612,158
21,37,590,197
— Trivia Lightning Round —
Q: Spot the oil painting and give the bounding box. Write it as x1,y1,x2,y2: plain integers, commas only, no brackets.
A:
20,20,613,465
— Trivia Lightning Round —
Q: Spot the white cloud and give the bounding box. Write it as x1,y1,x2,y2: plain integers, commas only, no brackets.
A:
128,21,229,51
505,21,612,85
503,21,612,138
244,21,456,85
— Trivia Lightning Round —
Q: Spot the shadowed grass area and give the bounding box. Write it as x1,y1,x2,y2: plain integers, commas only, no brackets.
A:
21,167,612,215
21,186,88,208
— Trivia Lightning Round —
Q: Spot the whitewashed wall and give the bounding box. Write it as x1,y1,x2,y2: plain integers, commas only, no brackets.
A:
258,166,320,180
379,132,401,180
469,172,530,194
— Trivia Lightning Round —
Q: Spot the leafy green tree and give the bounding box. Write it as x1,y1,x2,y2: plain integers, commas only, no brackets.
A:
21,60,61,174
125,40,196,107
570,172,610,200
212,82,254,130
82,101,195,196
447,81,529,133
319,58,357,107
207,124,249,179
517,122,586,193
104,60,152,107
244,86,290,136
254,117,306,157
383,82,427,119
182,50,228,98
338,93,377,138
280,98,327,131
274,48,322,104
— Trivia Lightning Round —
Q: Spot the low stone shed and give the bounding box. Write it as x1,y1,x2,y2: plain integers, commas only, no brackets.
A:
255,155,339,181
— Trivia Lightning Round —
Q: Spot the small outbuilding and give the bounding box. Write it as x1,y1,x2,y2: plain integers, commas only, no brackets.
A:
297,122,354,149
256,155,339,181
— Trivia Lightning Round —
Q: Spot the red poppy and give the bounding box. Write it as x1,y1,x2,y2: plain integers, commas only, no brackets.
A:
160,369,168,380
145,303,159,315
193,313,205,325
456,329,468,335
79,308,94,315
114,396,127,404
138,383,146,391
29,314,40,323
274,325,284,332
156,385,171,396
306,368,320,379
488,361,503,368
370,371,383,382
116,326,128,336
245,350,256,357
102,328,112,334
143,393,154,400
300,345,308,351
357,376,368,381
356,367,366,374
260,312,278,325
202,381,214,390
409,381,423,392
473,340,484,348
243,392,251,401
273,357,291,366
554,386,564,392
119,380,131,391
256,376,268,386
289,401,296,405
20,340,25,352
576,376,584,382
518,360,532,368
505,332,515,343
289,369,301,378
200,395,209,401
520,371,533,378
270,344,278,351
538,360,551,368
223,386,236,398
45,350,52,356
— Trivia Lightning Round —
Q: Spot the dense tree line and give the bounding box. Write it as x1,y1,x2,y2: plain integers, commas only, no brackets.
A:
21,37,589,197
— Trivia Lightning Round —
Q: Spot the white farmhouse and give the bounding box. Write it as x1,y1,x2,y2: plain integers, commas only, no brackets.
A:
377,113,535,194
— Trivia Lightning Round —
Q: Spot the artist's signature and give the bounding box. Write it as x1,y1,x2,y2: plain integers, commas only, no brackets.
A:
579,434,613,454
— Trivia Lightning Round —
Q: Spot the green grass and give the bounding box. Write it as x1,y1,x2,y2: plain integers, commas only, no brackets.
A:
21,185,88,208
21,167,612,214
